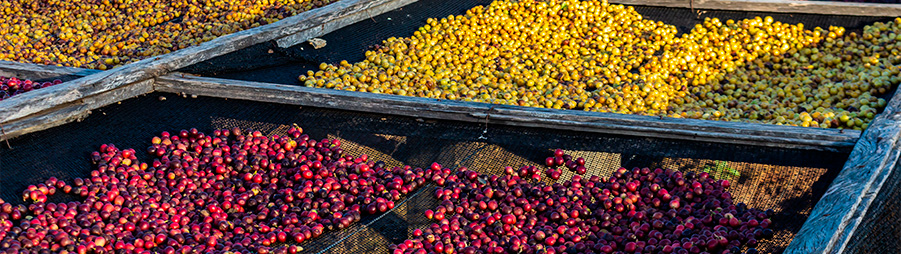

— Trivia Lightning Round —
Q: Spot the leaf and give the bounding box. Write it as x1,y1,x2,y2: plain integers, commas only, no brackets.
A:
707,160,740,178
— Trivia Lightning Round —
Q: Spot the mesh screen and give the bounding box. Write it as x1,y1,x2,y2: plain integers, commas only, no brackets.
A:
845,156,901,254
178,0,897,85
5,0,884,252
318,145,841,254
0,92,847,253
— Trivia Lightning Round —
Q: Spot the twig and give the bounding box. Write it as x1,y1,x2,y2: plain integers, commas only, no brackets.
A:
478,105,494,140
690,0,694,15
0,125,10,149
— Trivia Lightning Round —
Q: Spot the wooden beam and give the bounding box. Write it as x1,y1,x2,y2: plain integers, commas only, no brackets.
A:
0,0,416,127
483,104,857,143
609,0,901,17
786,81,901,254
0,60,101,80
155,74,861,152
154,74,495,123
0,60,859,152
0,79,153,141
0,59,867,152
276,0,419,48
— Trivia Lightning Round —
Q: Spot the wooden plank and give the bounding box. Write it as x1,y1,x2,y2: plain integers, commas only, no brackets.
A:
276,0,418,48
0,59,857,151
479,114,857,152
154,74,860,152
610,0,901,17
154,74,494,123
786,82,901,254
0,60,101,80
0,80,153,141
0,0,415,127
484,104,859,143
0,58,864,152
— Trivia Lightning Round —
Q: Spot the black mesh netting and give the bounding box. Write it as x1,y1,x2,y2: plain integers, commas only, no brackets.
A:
0,92,848,253
178,0,897,85
844,157,901,253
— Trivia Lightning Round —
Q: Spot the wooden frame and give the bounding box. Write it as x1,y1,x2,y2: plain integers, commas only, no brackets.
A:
154,74,861,152
785,80,901,253
3,61,896,253
151,74,901,253
1,61,864,152
0,61,151,139
1,0,900,251
0,61,101,80
609,0,901,17
0,0,418,135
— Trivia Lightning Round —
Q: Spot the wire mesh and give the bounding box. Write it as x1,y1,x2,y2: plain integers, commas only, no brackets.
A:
320,138,843,254
178,0,897,85
0,92,848,253
845,157,901,254
171,4,901,251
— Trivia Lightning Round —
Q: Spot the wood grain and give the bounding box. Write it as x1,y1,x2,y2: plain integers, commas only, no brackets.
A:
0,0,413,126
5,57,898,253
155,74,861,152
0,60,101,80
609,0,901,17
0,80,153,141
786,81,901,254
276,0,419,48
484,103,857,142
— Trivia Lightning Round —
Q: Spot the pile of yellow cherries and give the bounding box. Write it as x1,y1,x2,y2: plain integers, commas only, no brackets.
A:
299,0,900,130
0,0,336,69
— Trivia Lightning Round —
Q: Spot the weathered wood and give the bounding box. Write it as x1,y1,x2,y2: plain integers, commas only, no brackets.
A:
484,103,858,142
786,81,901,254
609,0,901,17
154,74,495,123
0,80,153,141
0,60,101,80
1,59,858,151
0,0,415,127
477,113,857,152
154,74,860,152
0,57,865,152
276,0,419,48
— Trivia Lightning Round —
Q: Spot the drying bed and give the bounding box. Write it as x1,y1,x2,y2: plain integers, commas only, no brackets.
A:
155,1,901,252
0,60,898,253
182,0,898,84
0,0,418,145
1,0,897,144
0,0,900,253
182,0,901,133
0,91,851,253
0,0,344,70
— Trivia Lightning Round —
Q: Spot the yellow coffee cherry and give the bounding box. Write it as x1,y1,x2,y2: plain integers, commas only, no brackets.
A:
0,0,335,69
299,1,901,129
